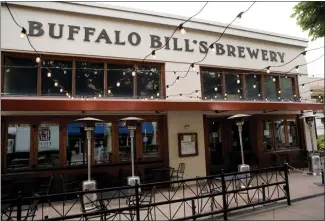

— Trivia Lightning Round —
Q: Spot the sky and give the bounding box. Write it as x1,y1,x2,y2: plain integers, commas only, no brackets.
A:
99,1,324,78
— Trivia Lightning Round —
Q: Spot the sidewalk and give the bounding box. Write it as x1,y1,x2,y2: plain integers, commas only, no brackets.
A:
230,195,325,220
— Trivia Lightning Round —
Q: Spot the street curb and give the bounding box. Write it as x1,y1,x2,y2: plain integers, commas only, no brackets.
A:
207,193,325,220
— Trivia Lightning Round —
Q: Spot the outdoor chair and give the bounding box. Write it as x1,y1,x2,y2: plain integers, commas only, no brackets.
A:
80,191,105,221
196,177,220,213
171,163,186,189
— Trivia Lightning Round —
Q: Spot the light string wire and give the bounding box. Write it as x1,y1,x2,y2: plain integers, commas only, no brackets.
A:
166,2,256,88
142,2,208,63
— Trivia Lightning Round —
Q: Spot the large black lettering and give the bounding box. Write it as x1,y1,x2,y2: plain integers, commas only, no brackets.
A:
216,43,225,55
199,41,208,53
277,52,285,63
150,35,162,48
237,46,245,58
227,44,236,57
84,27,95,42
173,38,182,51
261,49,269,61
114,31,125,45
128,32,141,46
246,48,259,59
184,39,194,52
68,25,80,40
269,51,278,62
48,23,63,39
95,29,112,44
28,21,44,37
164,37,171,50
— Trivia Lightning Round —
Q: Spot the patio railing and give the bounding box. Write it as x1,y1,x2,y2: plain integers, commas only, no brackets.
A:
1,164,290,221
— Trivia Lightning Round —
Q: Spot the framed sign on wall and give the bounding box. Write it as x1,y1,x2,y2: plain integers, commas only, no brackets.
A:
178,133,198,157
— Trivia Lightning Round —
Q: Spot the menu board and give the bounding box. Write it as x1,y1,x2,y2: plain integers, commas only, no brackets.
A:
178,133,198,157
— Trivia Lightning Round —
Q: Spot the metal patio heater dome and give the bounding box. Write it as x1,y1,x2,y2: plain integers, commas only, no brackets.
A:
227,114,251,172
119,117,144,189
300,113,321,176
74,117,103,210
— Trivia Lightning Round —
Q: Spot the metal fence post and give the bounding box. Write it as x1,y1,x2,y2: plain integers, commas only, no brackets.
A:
191,199,196,221
135,180,141,221
221,170,228,220
16,195,22,221
261,183,266,202
321,169,324,185
284,163,291,206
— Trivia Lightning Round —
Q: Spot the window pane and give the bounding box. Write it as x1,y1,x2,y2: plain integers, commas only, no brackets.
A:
118,121,136,162
141,121,160,160
41,60,72,96
287,119,298,147
274,120,287,149
4,57,37,96
76,62,104,96
94,122,113,164
137,66,161,99
264,76,277,100
38,124,60,168
280,77,294,101
202,71,222,99
67,122,87,166
7,124,31,170
225,72,242,100
246,74,261,100
262,120,273,151
107,64,134,98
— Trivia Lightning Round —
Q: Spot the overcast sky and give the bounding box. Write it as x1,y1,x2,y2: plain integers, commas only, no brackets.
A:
99,1,324,78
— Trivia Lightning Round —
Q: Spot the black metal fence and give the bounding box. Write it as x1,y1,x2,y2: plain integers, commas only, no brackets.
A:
1,164,291,221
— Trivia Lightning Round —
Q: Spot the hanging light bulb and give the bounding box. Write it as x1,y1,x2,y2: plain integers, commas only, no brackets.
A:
237,79,240,84
253,99,256,101
295,66,299,72
116,81,120,87
66,92,69,96
166,85,169,90
151,96,154,99
176,76,180,82
54,82,58,87
98,94,102,98
195,90,199,96
266,66,270,74
224,97,227,100
302,84,305,88
285,75,288,78
254,75,256,78
294,94,296,97
209,44,216,53
215,95,218,98
6,68,10,73
64,70,67,74
94,96,96,99
132,70,136,76
278,90,281,94
253,84,256,89
60,88,63,92
278,97,281,100
151,50,156,59
265,97,268,101
224,93,227,97
237,89,240,93
214,87,218,91
36,56,41,63
180,94,183,97
108,89,111,94
190,63,195,71
179,23,186,35
258,93,261,97
94,70,97,75
156,92,160,96
47,72,51,77
272,77,276,82
20,27,27,38
68,95,71,98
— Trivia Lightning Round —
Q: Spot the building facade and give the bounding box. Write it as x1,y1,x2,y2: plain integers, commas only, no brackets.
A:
1,2,323,181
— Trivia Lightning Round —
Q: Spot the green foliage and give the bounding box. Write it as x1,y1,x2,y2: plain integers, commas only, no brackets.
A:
317,134,324,151
291,2,325,40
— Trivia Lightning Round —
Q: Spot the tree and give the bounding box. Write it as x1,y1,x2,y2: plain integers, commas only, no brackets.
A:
291,2,325,40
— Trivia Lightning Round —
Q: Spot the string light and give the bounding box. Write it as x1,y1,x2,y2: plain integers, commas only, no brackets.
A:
151,50,156,59
237,79,241,84
302,84,305,88
60,88,63,92
20,27,26,38
47,72,51,77
237,89,241,93
116,81,120,87
214,87,218,91
108,89,111,94
253,84,256,88
209,43,216,53
54,82,58,87
278,90,281,94
272,77,276,82
36,56,41,63
157,92,160,96
190,63,195,71
266,66,270,74
179,24,186,35
132,70,136,76
295,66,299,72
176,76,180,82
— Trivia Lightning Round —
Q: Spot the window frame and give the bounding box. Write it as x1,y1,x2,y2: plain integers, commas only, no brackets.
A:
1,52,166,98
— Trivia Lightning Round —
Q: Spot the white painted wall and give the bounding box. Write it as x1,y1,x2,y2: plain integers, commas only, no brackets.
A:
167,111,206,178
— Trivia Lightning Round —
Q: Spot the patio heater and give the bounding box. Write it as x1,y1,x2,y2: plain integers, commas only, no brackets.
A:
227,114,251,173
300,114,321,176
74,117,103,210
120,117,144,190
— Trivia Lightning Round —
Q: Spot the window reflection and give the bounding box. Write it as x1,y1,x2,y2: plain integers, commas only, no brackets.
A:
41,60,72,96
202,71,222,99
264,76,277,100
37,124,60,168
141,122,160,160
94,123,113,164
76,62,104,96
280,77,294,101
287,119,298,147
231,120,251,151
107,64,134,98
118,121,136,162
4,57,37,96
225,73,241,100
7,124,31,170
67,122,87,166
246,74,261,100
137,66,161,99
262,120,273,151
274,120,286,148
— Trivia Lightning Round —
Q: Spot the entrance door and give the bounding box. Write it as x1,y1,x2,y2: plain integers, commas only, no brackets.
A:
207,120,225,175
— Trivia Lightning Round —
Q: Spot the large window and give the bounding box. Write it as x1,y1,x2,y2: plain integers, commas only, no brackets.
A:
201,71,223,99
76,62,104,97
225,72,242,100
118,121,136,162
280,76,295,101
262,118,299,151
94,122,113,164
41,60,72,96
264,76,278,101
7,124,31,170
246,74,261,100
141,121,160,160
67,122,87,166
3,56,38,96
137,66,161,99
107,64,134,98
